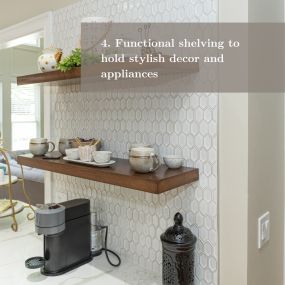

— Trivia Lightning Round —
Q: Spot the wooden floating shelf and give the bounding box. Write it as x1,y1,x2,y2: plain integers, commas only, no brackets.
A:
17,155,199,194
17,67,81,85
17,62,199,86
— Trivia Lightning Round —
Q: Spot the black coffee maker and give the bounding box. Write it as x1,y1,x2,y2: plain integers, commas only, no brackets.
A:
26,199,92,276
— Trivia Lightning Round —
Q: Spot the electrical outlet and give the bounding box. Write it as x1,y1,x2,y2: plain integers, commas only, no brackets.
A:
258,212,270,249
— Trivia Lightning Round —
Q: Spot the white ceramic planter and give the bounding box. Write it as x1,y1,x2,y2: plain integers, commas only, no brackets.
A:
38,48,62,72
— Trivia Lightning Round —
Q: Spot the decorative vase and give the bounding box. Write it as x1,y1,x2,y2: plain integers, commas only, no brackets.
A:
161,213,197,285
38,47,63,72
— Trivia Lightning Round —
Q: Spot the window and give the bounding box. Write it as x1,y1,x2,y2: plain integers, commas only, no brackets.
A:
21,38,41,48
11,83,41,150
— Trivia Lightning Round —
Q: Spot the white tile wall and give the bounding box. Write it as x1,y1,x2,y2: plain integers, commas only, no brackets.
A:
50,0,218,284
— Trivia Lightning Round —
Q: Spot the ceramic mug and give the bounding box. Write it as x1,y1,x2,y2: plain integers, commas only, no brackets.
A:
92,151,112,163
29,138,55,156
129,147,160,173
58,138,73,155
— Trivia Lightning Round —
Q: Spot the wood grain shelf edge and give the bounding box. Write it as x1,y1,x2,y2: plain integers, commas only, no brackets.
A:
17,155,199,194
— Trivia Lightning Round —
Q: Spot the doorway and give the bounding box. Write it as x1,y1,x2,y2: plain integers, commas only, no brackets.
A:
0,12,53,204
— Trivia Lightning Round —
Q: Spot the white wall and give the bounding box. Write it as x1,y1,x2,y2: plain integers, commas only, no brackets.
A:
218,94,248,285
248,94,284,285
49,0,218,284
247,0,284,283
218,0,249,283
219,0,285,284
0,0,79,29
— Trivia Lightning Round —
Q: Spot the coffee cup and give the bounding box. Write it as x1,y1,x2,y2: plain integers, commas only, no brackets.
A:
92,151,112,163
29,138,55,156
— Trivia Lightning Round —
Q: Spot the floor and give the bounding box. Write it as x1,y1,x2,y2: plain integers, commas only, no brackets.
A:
0,209,160,285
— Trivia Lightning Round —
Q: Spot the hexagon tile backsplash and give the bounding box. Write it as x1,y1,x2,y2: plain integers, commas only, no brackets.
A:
50,0,218,284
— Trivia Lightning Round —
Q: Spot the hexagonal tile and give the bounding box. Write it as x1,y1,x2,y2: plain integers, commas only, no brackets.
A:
175,121,182,134
175,96,182,109
52,8,218,282
199,254,208,269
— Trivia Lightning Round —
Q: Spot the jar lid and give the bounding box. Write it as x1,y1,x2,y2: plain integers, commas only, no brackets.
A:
30,138,47,143
130,147,155,156
160,212,196,245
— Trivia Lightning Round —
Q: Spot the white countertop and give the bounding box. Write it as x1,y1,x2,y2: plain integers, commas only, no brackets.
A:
0,209,161,285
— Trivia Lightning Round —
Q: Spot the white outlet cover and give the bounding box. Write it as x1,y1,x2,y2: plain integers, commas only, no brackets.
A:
258,211,270,249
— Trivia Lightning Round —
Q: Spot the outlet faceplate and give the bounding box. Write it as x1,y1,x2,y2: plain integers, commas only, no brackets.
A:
258,212,270,249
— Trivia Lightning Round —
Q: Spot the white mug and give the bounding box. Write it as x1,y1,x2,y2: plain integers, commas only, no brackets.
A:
29,138,55,156
92,151,112,163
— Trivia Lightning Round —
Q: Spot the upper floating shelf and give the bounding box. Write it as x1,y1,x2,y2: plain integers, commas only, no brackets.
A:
17,62,199,86
17,67,81,85
17,155,199,194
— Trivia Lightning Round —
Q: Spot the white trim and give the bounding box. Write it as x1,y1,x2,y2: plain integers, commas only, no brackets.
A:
0,12,53,49
283,9,285,285
43,13,53,203
283,5,285,285
0,12,53,203
44,84,52,203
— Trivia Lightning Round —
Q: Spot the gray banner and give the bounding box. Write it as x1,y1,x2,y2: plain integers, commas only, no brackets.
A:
81,23,284,92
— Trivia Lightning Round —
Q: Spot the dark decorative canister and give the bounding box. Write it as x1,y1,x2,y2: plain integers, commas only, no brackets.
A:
160,212,197,285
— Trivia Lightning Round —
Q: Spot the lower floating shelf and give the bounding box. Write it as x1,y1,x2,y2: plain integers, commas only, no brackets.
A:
17,155,199,194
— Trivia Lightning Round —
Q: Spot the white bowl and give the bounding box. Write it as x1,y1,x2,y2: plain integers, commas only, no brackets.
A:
163,155,184,169
65,148,80,160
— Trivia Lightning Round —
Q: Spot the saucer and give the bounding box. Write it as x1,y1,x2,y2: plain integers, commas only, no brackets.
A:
92,160,116,167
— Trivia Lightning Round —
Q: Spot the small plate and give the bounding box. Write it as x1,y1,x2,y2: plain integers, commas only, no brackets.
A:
63,157,116,168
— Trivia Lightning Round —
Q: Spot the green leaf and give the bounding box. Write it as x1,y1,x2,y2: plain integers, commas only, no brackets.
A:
57,48,82,72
